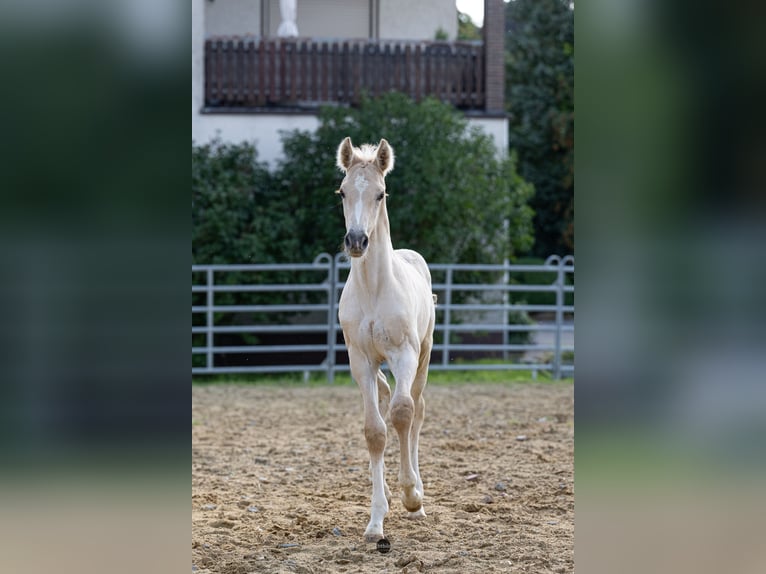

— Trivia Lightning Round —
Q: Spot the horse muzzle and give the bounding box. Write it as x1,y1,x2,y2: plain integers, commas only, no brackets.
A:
344,230,369,257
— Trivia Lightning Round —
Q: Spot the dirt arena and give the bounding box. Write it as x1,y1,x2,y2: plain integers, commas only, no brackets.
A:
192,381,574,573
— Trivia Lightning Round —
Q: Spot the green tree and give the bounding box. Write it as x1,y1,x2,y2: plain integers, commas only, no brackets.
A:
506,0,574,256
457,11,482,41
275,92,534,264
192,140,293,264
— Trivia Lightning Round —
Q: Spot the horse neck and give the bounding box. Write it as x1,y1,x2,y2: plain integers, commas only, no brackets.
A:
350,204,394,294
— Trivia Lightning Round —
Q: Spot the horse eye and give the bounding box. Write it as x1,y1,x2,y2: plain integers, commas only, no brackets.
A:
376,193,384,201
338,190,346,199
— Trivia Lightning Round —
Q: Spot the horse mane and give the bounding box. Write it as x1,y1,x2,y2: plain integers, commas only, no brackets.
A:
354,143,382,163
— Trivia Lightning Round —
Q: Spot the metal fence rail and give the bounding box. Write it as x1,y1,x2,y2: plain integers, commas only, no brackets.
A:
192,253,574,380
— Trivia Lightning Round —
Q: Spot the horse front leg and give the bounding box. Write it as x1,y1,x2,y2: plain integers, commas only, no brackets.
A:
407,349,431,518
388,348,424,516
349,349,389,541
406,392,426,518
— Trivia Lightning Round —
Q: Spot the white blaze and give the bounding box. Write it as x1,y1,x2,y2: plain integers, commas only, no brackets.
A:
354,173,369,226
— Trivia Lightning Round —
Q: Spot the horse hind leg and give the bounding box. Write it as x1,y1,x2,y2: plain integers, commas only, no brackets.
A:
377,370,391,418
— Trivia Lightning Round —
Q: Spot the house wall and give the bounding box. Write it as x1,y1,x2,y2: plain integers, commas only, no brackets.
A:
192,113,507,168
379,0,457,40
205,0,261,37
468,116,508,159
193,113,321,167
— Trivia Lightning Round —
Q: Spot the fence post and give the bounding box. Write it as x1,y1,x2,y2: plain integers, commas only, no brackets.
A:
502,219,509,359
442,268,453,366
552,257,564,380
317,253,336,384
206,268,214,372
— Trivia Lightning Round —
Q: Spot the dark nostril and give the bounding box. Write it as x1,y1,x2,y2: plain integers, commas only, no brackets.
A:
345,231,368,252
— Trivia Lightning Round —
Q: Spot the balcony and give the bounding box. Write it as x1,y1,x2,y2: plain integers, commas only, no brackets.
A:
204,37,488,113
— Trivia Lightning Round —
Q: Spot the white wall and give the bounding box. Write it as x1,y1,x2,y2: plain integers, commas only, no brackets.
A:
193,113,507,167
205,0,261,37
379,0,457,40
193,113,321,168
467,116,509,158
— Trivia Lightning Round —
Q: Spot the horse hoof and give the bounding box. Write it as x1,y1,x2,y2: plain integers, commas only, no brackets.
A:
407,508,427,519
364,530,385,543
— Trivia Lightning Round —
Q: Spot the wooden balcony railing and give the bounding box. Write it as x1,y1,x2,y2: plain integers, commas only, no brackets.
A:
204,38,486,111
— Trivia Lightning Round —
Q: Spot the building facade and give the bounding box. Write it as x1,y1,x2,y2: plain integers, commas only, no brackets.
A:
192,0,507,166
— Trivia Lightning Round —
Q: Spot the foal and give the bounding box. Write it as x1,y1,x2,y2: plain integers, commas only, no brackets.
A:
335,137,435,542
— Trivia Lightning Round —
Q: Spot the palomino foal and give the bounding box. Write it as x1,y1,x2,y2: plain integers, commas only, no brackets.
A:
335,137,435,542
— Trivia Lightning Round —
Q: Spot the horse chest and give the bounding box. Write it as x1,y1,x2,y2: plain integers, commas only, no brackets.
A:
342,309,409,355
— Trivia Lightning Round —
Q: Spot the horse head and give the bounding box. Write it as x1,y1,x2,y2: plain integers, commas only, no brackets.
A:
335,137,394,258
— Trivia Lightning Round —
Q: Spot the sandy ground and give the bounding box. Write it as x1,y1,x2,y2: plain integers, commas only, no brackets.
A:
192,382,573,573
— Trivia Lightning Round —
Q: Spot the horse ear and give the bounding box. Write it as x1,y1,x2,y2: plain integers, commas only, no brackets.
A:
376,139,395,176
336,137,354,173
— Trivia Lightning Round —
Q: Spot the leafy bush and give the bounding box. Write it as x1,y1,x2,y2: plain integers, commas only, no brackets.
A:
193,95,535,265
458,11,482,41
192,140,291,264
274,92,535,264
192,140,312,361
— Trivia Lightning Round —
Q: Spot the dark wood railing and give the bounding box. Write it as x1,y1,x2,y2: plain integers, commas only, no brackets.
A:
204,38,485,111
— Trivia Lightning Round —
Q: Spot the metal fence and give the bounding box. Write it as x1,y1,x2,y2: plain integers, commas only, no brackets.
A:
192,253,574,381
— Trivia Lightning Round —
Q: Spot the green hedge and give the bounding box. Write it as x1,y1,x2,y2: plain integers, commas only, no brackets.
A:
193,93,535,266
